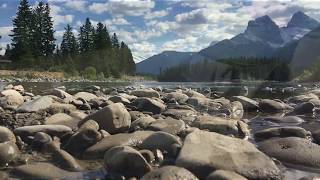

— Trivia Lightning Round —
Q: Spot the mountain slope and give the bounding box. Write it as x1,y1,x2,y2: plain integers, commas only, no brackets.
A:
136,51,195,75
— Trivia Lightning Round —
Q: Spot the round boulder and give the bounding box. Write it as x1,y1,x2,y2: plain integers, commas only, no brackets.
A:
141,166,198,180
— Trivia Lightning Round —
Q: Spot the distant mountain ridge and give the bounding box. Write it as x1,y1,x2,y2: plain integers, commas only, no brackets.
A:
137,11,320,75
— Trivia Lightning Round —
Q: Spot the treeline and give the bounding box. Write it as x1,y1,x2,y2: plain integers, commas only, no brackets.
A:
3,0,135,79
158,57,292,82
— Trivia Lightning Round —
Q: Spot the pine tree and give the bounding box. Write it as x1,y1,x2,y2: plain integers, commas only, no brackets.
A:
119,41,135,74
43,3,55,57
94,22,111,50
78,18,95,53
111,33,120,49
10,0,34,63
61,24,78,57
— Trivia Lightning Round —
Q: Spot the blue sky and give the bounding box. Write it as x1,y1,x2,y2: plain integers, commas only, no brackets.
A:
0,0,320,62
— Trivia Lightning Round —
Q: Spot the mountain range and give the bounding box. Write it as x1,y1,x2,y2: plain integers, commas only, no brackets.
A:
137,11,320,75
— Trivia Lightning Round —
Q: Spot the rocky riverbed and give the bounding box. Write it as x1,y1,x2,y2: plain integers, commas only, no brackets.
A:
0,83,320,179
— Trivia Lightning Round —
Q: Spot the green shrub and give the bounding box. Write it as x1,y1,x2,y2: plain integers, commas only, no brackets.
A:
83,66,97,80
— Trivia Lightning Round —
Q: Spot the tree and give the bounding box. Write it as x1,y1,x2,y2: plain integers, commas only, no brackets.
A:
42,3,55,57
111,33,120,49
61,24,78,57
79,18,95,53
94,22,111,50
10,0,34,63
119,41,135,74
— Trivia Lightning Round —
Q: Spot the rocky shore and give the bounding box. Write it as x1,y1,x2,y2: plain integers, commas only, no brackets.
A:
0,84,319,179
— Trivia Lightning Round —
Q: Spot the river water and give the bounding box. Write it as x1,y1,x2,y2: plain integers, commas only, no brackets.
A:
2,81,320,179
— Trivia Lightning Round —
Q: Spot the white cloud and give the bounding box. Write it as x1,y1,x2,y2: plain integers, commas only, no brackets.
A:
53,14,74,26
104,17,130,26
89,0,155,16
131,41,157,62
65,0,87,12
0,26,13,37
144,10,169,20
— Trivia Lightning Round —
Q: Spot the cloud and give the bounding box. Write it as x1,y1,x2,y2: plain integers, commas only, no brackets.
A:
104,17,130,26
89,0,155,16
49,4,74,26
65,0,87,12
131,41,157,62
0,26,13,37
144,10,169,20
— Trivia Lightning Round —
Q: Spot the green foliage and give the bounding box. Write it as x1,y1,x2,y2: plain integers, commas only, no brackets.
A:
296,57,320,82
159,57,292,82
6,0,136,79
83,66,97,80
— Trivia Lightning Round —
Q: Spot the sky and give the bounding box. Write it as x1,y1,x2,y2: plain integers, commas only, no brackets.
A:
0,0,320,62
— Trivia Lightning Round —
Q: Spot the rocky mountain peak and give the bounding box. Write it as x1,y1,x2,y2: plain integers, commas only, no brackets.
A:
245,15,283,44
287,11,319,29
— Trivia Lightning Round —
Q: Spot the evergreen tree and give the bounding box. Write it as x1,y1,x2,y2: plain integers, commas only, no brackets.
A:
78,18,95,53
43,3,55,57
94,22,111,50
119,41,135,74
111,33,120,49
10,0,34,63
61,24,78,57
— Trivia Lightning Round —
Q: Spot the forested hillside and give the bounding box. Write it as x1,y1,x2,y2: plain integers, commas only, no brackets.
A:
2,0,135,79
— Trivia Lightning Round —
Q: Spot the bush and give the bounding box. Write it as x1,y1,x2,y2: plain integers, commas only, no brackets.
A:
83,66,97,80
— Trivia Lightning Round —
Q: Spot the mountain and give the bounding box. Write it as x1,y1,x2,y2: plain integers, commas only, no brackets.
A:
136,12,320,75
136,51,195,75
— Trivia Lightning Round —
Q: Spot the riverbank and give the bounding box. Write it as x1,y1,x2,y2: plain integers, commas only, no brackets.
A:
0,83,319,179
0,70,156,83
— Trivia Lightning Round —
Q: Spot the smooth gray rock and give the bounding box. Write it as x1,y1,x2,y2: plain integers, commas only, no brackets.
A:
258,137,320,169
52,148,83,171
17,96,53,112
254,126,310,141
162,108,196,119
148,117,185,134
83,131,155,159
176,130,281,179
14,125,72,140
259,99,290,113
264,116,305,123
290,102,315,115
0,126,16,143
0,142,19,167
141,166,198,180
130,116,156,130
11,162,77,179
165,92,189,103
45,113,79,128
139,131,182,156
104,146,152,177
0,89,24,108
48,88,72,99
108,95,130,104
131,89,160,98
206,170,247,180
80,103,131,134
132,98,166,114
231,96,259,111
74,92,97,102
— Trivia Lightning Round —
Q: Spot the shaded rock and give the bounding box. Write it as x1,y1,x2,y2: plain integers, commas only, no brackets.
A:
109,95,130,104
0,142,19,167
52,148,83,171
83,131,155,159
206,170,247,180
130,116,156,130
104,146,152,178
254,126,310,141
0,126,16,143
45,113,79,128
184,90,206,98
259,99,290,113
259,137,320,168
130,89,160,98
139,149,155,163
130,111,148,121
80,103,131,134
17,96,53,113
264,116,305,123
164,92,189,103
47,103,77,114
148,117,185,135
287,93,318,104
132,98,166,114
11,162,76,179
14,125,72,140
191,115,247,137
32,132,52,150
63,125,102,157
48,88,72,99
141,166,198,180
162,108,196,120
139,131,182,156
74,92,97,102
176,130,281,179
289,102,315,115
231,96,259,111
